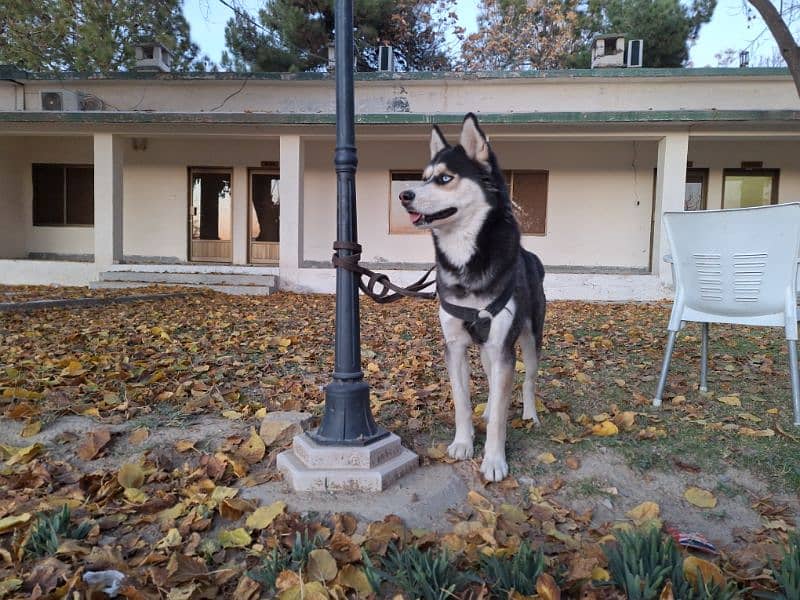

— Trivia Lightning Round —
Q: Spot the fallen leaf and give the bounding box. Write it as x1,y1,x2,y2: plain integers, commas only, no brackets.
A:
718,395,742,407
307,549,338,582
0,513,31,534
626,501,660,526
218,527,251,548
591,421,619,437
684,487,717,508
4,443,43,465
0,578,23,598
239,427,266,464
128,428,150,444
660,581,675,600
20,419,41,438
77,429,112,460
683,556,726,588
536,572,561,600
175,440,196,453
118,463,145,489
61,360,86,377
245,501,286,530
537,452,557,464
336,564,372,596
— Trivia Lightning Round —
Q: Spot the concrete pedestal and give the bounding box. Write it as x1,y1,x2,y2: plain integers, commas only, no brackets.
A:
277,432,419,492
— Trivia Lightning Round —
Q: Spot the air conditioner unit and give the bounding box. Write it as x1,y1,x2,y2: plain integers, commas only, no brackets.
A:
40,91,80,111
378,45,394,72
627,39,644,68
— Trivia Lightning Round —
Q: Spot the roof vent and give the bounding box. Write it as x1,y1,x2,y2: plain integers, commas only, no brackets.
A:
134,42,172,73
378,45,395,72
591,34,627,69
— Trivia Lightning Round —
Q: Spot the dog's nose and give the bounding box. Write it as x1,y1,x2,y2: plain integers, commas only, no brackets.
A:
399,189,415,207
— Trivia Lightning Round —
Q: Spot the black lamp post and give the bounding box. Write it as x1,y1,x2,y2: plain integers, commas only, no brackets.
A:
308,0,388,446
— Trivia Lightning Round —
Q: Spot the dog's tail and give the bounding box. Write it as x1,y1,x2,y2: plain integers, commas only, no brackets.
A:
523,249,545,281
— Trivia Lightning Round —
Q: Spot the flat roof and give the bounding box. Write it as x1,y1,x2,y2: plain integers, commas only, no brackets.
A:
0,66,792,83
1,110,798,125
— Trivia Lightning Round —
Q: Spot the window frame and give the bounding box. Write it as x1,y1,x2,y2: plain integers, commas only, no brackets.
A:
721,168,780,209
31,163,94,227
506,169,549,236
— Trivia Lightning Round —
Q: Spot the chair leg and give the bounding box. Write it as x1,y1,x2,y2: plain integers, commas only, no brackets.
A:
653,330,678,408
788,340,800,426
700,323,709,393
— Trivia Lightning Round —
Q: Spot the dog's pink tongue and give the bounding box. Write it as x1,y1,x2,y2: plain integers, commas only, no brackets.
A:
409,212,423,224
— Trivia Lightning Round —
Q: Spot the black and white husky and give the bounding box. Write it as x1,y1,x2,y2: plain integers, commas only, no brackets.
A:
399,113,546,482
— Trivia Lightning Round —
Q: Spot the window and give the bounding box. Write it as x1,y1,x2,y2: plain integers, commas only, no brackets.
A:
507,170,548,235
722,169,779,209
32,164,93,226
684,168,708,211
389,172,424,234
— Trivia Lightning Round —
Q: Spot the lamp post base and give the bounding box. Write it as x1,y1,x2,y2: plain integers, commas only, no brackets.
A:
277,432,419,492
308,380,389,446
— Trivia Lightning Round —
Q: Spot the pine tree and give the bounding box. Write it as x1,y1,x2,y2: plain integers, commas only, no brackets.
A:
0,0,211,72
222,0,459,72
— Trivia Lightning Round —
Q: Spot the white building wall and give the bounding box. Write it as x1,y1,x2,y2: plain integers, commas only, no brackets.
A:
303,139,658,270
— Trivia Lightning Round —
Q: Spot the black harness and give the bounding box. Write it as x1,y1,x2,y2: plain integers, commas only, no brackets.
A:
439,279,515,345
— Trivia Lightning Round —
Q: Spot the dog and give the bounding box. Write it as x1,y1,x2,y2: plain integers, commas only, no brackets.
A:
399,113,546,482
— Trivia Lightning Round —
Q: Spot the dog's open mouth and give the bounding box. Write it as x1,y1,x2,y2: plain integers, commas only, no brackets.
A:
407,207,457,226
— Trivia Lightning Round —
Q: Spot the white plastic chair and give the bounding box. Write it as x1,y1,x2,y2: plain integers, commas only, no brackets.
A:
653,203,800,425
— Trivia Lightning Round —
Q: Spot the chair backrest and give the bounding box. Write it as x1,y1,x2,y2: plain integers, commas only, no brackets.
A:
665,203,800,319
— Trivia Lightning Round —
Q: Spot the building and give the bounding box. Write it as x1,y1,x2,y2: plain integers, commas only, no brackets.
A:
1,65,799,299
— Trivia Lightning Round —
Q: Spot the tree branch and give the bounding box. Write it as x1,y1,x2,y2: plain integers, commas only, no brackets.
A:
747,0,800,96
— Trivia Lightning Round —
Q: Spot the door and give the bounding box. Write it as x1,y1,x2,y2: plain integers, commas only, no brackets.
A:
249,170,280,264
189,168,233,263
684,168,709,211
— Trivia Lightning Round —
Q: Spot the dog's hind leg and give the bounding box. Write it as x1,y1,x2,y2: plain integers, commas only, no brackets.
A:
481,345,513,482
444,340,474,460
519,323,540,424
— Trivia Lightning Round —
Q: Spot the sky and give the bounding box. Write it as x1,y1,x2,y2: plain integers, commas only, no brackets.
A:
183,0,786,69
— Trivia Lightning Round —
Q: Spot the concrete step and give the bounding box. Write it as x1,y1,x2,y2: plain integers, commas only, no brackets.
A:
99,271,276,287
89,280,275,296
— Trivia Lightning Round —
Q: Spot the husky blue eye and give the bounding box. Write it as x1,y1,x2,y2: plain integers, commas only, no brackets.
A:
438,174,453,184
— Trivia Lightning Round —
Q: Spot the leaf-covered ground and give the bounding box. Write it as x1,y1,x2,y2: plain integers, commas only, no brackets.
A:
1,286,799,598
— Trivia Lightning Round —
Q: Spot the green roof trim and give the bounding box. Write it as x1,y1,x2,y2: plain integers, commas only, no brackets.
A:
0,110,798,125
0,65,792,82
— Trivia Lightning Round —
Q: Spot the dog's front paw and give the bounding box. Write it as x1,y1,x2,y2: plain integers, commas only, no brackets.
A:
522,405,540,424
480,453,508,482
447,440,474,460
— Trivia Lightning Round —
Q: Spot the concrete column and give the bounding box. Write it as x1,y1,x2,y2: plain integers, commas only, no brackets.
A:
652,132,689,284
93,133,124,272
279,135,304,271
232,166,249,265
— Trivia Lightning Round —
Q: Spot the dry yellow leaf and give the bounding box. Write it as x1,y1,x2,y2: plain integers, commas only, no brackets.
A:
592,421,619,437
278,581,328,600
767,408,779,415
123,487,148,504
175,439,196,453
306,549,338,582
683,556,726,588
614,411,636,430
660,581,675,600
128,427,149,444
591,567,610,582
239,427,266,464
537,452,557,465
0,513,31,534
671,395,686,404
117,463,145,489
737,412,762,423
246,500,286,530
61,360,86,377
0,578,23,598
5,443,43,465
366,362,380,373
222,410,243,420
739,427,775,437
473,402,487,417
254,407,267,419
684,487,717,508
20,420,41,438
564,332,576,343
336,565,372,596
718,395,742,407
575,372,591,384
426,444,447,460
536,572,561,600
626,501,660,526
219,527,252,548
515,360,525,373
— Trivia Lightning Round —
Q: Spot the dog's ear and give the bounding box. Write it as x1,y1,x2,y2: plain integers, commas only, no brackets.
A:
430,125,448,159
460,113,490,166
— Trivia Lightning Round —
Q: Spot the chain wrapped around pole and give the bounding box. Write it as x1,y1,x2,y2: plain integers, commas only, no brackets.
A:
332,241,437,304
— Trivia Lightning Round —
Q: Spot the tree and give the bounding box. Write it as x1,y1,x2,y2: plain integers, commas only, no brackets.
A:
222,0,459,72
746,0,800,95
569,0,717,68
0,0,211,72
461,0,581,71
